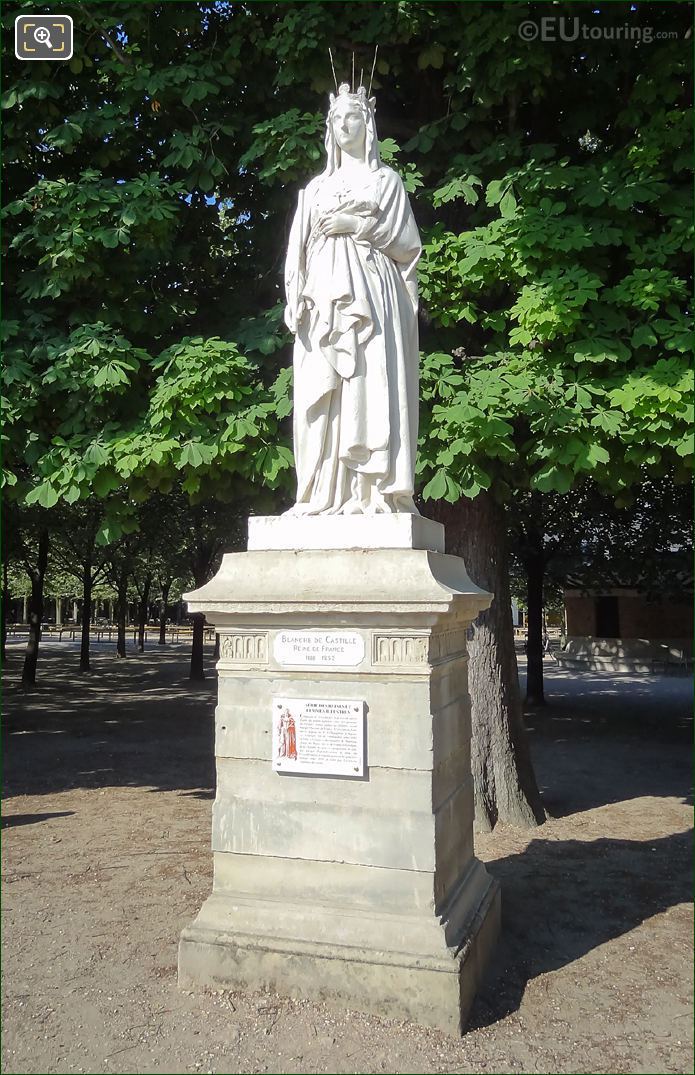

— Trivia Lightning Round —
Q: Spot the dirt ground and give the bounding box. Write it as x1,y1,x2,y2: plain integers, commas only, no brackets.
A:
2,641,693,1075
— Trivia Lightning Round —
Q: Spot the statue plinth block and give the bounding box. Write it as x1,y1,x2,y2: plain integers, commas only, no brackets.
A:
248,512,445,552
178,523,500,1034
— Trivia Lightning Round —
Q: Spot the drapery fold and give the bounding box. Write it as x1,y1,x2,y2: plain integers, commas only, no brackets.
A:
284,166,421,515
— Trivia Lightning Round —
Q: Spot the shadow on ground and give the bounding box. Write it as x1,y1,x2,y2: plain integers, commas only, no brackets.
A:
1,811,75,827
468,827,693,1031
2,644,216,799
466,658,694,1030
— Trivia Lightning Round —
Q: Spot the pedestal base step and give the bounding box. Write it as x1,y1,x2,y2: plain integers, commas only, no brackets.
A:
178,879,500,1036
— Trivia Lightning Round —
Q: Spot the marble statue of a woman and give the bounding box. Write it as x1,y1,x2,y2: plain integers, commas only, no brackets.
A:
284,81,422,515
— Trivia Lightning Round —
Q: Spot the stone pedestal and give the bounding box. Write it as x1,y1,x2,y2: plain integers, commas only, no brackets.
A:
178,516,500,1035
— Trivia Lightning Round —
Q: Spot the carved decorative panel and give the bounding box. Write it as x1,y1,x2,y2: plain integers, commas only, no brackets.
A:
219,632,268,664
429,629,469,662
372,634,429,666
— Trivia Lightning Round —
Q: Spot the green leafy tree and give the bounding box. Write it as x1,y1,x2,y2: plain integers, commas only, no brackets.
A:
409,4,692,825
2,1,296,686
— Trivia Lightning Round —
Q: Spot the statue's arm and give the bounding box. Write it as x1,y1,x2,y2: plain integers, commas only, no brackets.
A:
354,169,421,309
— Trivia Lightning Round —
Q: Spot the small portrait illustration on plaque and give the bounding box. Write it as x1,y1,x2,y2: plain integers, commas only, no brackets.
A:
272,697,365,777
275,708,298,761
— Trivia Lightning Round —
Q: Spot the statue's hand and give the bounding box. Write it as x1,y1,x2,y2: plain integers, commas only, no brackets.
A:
319,211,359,237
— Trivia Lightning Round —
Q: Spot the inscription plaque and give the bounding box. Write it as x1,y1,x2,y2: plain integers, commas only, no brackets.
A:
272,697,364,777
273,630,364,668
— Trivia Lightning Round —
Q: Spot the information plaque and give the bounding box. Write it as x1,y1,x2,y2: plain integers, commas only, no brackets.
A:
272,697,365,777
273,630,364,668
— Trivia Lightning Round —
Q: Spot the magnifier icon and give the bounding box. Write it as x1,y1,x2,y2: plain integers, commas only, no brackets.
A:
33,26,53,48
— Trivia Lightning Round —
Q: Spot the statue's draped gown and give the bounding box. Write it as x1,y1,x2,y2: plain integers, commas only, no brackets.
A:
284,163,422,515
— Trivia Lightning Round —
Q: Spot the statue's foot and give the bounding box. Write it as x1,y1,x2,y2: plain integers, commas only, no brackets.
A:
342,498,367,515
366,489,391,515
390,494,420,515
281,503,315,518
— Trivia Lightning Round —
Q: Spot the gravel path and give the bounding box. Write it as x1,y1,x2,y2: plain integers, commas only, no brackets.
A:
2,643,692,1074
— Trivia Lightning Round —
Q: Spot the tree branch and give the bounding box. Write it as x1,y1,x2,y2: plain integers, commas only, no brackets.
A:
80,7,133,67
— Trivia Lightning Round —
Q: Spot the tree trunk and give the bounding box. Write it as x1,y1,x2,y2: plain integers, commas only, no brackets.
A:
116,580,128,658
80,569,92,672
137,575,151,653
435,493,545,831
21,527,49,689
525,550,546,706
1,555,8,661
189,613,205,681
158,580,172,644
1,499,10,660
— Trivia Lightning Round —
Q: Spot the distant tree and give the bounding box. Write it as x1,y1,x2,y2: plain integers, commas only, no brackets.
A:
509,477,693,704
51,503,112,671
106,539,135,659
8,504,50,689
178,499,246,680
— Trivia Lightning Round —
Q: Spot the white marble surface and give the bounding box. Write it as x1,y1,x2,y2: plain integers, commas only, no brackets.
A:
247,513,445,552
284,82,421,515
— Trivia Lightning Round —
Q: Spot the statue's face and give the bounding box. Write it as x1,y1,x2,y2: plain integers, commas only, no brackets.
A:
331,99,366,156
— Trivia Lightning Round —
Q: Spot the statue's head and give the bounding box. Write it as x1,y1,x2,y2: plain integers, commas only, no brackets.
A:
323,83,380,175
330,85,367,155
